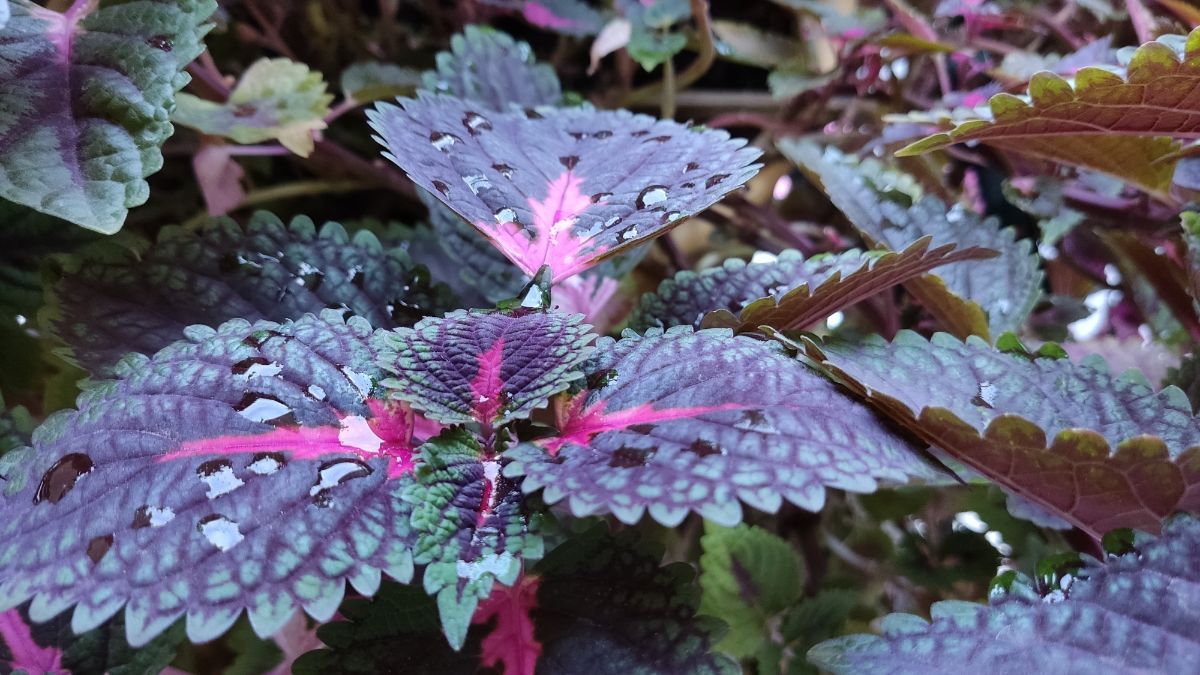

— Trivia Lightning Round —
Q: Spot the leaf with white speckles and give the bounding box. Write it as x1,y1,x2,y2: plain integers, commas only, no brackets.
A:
506,327,942,527
0,311,417,648
810,515,1200,674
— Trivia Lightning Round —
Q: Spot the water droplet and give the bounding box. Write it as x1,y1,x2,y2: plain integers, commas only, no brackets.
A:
197,460,245,499
309,459,373,499
132,505,175,529
494,207,517,224
492,163,514,178
608,445,650,467
145,35,172,51
34,453,94,505
430,131,461,151
235,394,294,425
241,329,283,349
680,181,695,189
630,130,650,137
341,367,373,398
644,135,671,144
636,185,668,209
464,174,491,195
560,155,580,171
462,111,492,135
971,381,997,408
604,215,622,228
568,131,585,141
232,357,283,379
198,515,244,552
523,108,543,119
706,174,730,189
593,130,613,139
338,415,386,454
307,384,327,401
590,192,611,204
620,227,639,241
687,439,722,457
346,265,365,289
295,261,324,291
734,409,775,432
248,452,286,476
685,162,700,172
660,211,681,224
432,180,450,196
87,534,113,564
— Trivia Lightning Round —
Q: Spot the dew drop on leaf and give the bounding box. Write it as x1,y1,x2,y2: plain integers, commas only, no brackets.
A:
33,453,94,505
636,185,668,209
145,35,173,51
234,393,295,425
462,111,492,135
494,207,517,224
706,174,730,189
87,534,113,564
198,514,245,551
248,452,286,475
430,131,461,151
196,459,245,499
131,505,176,529
433,179,450,196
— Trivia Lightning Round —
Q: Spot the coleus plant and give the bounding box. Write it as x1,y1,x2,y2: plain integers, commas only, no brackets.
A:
3,1,1200,673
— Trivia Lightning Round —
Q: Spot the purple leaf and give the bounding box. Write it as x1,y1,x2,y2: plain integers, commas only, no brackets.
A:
421,25,562,111
368,93,761,282
810,515,1200,674
0,0,217,233
782,140,1041,339
406,428,542,649
0,311,417,647
378,310,595,426
631,238,995,332
45,211,454,376
804,330,1200,536
506,327,942,527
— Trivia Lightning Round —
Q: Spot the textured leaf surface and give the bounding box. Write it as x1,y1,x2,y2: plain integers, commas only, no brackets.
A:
292,582,482,674
783,140,1041,339
632,238,994,333
810,515,1200,674
895,31,1200,196
507,327,941,527
295,523,738,674
404,429,542,649
420,25,562,111
379,310,595,426
339,61,421,104
0,0,216,232
1,603,184,675
46,211,453,376
805,330,1200,536
368,93,761,281
531,523,738,675
0,312,417,647
173,58,333,157
699,523,804,658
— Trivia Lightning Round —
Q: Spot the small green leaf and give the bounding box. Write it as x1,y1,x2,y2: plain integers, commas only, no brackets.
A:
174,58,333,156
699,523,804,658
339,61,421,104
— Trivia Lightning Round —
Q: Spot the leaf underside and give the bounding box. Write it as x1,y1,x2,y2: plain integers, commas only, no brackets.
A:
0,311,415,648
368,93,761,282
810,515,1200,674
45,211,453,376
0,0,216,232
507,326,942,527
896,30,1200,196
782,140,1042,339
804,330,1200,536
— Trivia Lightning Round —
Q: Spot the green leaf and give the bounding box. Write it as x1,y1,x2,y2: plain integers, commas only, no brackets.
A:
0,0,217,233
339,61,421,104
895,30,1200,198
809,515,1200,674
699,523,804,658
628,29,687,71
173,58,333,156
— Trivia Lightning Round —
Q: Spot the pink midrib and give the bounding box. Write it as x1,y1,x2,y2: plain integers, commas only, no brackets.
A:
542,399,747,455
0,610,64,674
